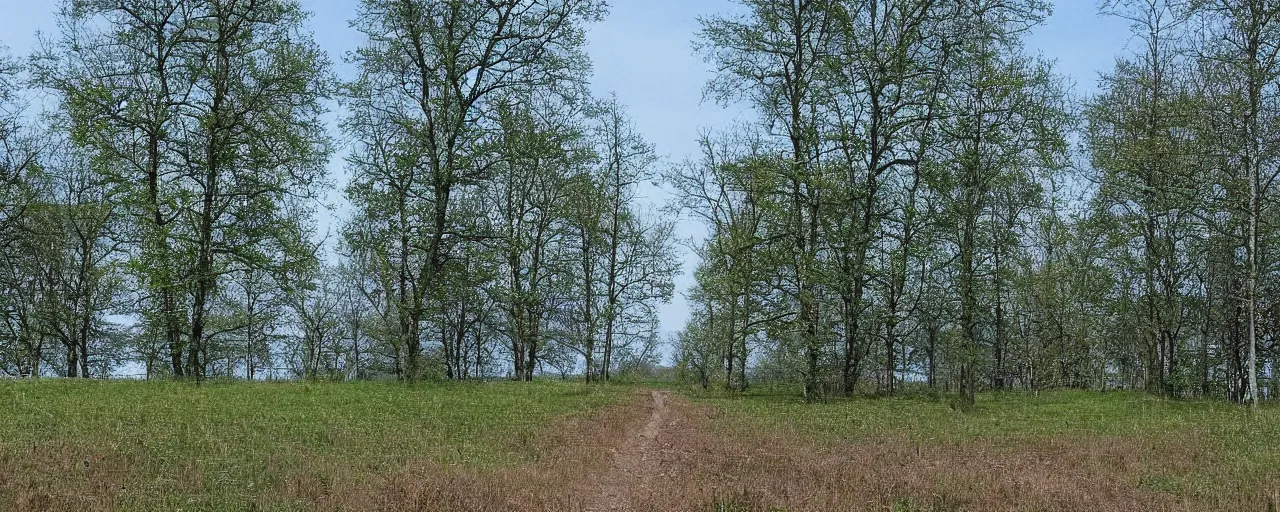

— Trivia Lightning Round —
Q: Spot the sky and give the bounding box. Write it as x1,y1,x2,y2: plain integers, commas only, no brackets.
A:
0,0,1134,339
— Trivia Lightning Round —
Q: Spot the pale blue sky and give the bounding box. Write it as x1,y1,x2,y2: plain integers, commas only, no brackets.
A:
0,0,1132,337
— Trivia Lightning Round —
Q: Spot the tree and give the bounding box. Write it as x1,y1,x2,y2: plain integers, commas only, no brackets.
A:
1088,0,1198,396
36,0,199,376
699,0,838,401
221,266,289,380
290,264,344,380
39,0,332,380
823,0,951,394
667,130,784,392
0,45,46,377
489,92,587,381
592,98,678,381
38,148,124,378
1192,0,1280,408
345,0,605,382
934,0,1064,404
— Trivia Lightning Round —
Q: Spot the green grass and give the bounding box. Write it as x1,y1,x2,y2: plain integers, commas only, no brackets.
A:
0,379,629,510
6,379,1279,510
693,387,1280,504
697,388,1276,441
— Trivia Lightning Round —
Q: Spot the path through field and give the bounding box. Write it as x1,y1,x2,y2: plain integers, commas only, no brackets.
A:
585,390,675,511
561,388,1241,512
9,383,1274,511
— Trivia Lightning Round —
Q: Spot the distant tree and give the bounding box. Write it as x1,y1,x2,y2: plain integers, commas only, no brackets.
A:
290,264,344,380
666,130,783,392
489,94,585,381
591,99,679,381
1087,0,1198,396
824,0,951,394
36,148,124,378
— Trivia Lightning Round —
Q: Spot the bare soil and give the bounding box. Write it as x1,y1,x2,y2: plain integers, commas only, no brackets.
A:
582,390,683,511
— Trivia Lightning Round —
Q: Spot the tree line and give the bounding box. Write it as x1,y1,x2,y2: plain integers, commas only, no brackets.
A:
669,0,1278,406
1,0,1277,406
0,0,677,383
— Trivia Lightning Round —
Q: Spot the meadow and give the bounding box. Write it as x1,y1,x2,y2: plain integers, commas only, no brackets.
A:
1,380,630,511
693,388,1280,510
2,380,1277,511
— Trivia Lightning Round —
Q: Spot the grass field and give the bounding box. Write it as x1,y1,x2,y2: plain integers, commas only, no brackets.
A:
1,380,630,511
690,388,1280,510
2,380,1278,511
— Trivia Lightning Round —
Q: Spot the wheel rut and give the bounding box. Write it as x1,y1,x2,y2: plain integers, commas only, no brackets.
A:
585,390,673,511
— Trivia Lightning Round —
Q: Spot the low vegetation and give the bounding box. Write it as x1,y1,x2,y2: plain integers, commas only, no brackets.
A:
4,381,1277,511
1,380,629,511
690,389,1280,510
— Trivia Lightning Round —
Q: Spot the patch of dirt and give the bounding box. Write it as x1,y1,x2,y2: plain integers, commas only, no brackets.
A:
584,390,671,511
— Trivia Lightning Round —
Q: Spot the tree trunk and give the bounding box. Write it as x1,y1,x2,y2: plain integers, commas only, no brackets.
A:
65,345,78,378
581,224,596,383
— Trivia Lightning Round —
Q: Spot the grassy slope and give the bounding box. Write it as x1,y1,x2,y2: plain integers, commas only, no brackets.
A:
0,379,628,511
696,388,1280,507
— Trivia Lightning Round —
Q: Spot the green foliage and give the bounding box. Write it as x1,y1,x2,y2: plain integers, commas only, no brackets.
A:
3,0,1277,412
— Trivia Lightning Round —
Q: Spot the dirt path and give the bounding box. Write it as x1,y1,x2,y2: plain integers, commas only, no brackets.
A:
585,390,674,511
